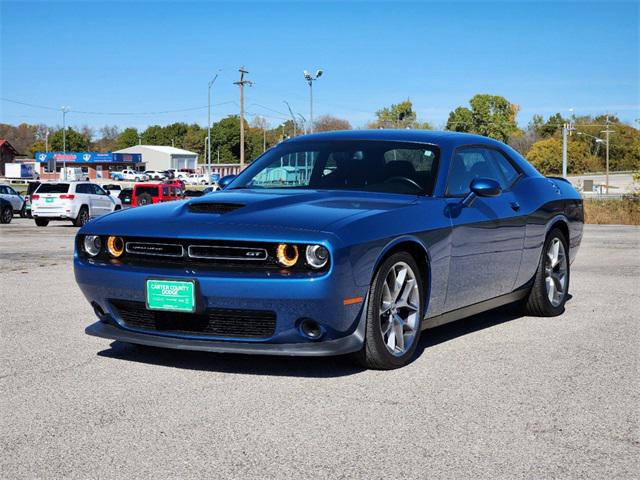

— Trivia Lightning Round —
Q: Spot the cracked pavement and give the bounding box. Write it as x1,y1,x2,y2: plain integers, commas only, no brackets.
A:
1,219,638,479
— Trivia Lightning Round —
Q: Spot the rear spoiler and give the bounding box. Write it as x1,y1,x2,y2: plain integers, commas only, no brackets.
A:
546,176,572,185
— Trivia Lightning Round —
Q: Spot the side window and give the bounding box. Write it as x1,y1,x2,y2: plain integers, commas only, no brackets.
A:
75,184,89,194
446,147,518,196
93,185,107,195
7,186,18,195
0,186,7,194
162,186,169,196
488,149,520,188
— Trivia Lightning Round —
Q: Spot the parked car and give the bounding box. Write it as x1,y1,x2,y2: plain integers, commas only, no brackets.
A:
118,188,133,206
131,183,183,207
59,167,89,181
184,189,203,198
0,197,13,224
144,170,168,180
76,130,583,369
185,173,213,185
110,169,148,182
163,179,186,191
23,181,41,217
167,169,191,180
0,183,26,217
102,184,123,200
31,181,122,227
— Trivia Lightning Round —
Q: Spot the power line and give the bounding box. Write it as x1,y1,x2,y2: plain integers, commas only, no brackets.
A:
1,97,237,116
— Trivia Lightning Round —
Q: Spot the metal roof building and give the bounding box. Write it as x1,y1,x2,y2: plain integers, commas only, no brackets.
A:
114,145,198,171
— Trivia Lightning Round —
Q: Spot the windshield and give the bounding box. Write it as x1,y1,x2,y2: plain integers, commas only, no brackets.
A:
230,140,439,196
135,186,159,197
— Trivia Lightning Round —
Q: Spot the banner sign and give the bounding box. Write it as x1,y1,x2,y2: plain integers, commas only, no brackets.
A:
35,152,142,164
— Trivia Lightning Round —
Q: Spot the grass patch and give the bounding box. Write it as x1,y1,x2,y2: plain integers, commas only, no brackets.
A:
584,197,640,225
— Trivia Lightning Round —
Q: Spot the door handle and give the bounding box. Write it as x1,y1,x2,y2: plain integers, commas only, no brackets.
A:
510,201,520,211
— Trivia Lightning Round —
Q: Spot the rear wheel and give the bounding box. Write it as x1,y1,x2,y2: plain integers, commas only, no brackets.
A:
523,228,570,316
356,252,424,370
1,206,13,224
34,218,49,227
74,206,90,227
20,203,28,218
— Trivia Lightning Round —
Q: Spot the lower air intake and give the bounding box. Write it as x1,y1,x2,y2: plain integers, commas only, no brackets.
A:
110,300,276,339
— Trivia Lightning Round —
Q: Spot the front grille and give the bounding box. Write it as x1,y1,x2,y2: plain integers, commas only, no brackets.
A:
111,299,276,338
187,245,268,261
188,202,245,214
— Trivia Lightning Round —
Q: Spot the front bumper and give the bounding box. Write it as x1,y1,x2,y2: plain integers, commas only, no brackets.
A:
75,253,369,356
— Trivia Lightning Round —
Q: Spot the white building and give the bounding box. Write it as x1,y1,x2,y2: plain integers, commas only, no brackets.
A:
114,145,198,171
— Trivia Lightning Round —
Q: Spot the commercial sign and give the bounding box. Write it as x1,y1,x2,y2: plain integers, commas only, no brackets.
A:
35,152,142,163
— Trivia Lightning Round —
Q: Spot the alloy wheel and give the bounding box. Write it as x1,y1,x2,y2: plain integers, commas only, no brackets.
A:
379,261,420,356
544,237,568,307
2,207,12,223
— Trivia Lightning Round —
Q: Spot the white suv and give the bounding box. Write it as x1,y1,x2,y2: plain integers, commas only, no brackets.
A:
31,181,122,227
111,169,148,182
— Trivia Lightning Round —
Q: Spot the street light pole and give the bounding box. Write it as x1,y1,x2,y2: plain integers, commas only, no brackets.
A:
303,69,322,133
602,115,614,194
283,101,297,136
61,106,70,179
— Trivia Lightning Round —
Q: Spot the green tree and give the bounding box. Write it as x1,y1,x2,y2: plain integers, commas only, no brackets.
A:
537,113,566,138
313,115,352,132
369,99,432,129
113,128,140,150
49,127,90,151
526,138,600,175
446,94,518,142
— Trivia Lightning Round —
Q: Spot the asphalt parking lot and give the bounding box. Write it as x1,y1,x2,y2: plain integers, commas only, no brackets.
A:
1,219,638,479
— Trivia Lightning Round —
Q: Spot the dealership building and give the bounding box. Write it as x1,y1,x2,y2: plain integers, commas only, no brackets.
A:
34,152,143,180
114,145,198,172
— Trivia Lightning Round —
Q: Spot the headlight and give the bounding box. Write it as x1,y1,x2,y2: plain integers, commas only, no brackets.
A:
83,235,102,257
107,236,124,257
305,245,329,269
276,243,299,268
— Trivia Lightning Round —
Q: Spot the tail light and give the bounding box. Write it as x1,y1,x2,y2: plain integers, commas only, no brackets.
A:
60,194,75,199
31,195,40,200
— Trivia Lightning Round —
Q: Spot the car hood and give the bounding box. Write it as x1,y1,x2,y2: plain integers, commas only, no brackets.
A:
86,189,417,239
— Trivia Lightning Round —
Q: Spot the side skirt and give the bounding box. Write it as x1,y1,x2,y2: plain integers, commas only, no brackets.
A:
422,284,531,330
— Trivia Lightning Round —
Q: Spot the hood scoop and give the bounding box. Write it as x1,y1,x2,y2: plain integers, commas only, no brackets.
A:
188,202,246,214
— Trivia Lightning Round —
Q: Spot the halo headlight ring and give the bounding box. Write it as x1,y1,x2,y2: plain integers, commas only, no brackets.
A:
107,236,125,258
276,244,299,268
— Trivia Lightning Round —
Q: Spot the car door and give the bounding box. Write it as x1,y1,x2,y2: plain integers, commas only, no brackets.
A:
74,183,92,216
0,186,21,210
443,146,526,311
91,184,112,215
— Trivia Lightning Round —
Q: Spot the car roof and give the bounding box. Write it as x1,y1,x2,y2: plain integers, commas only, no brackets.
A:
284,129,505,148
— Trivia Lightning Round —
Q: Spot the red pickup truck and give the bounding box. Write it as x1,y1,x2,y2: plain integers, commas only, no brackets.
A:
131,183,183,207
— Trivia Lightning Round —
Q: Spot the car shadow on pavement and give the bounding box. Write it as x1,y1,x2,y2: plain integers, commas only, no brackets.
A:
96,303,536,377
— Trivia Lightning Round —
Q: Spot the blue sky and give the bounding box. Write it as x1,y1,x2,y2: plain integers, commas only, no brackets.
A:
1,0,638,132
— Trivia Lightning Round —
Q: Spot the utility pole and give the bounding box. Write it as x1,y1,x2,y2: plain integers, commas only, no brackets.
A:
207,71,220,176
602,115,614,194
45,130,50,153
61,106,70,179
561,116,575,178
138,133,142,145
234,66,253,170
303,69,323,133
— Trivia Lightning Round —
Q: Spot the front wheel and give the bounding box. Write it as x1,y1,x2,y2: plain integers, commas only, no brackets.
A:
356,252,424,370
523,228,570,316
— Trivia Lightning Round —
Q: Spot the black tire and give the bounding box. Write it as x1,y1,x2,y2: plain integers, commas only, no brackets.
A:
20,203,28,218
523,228,570,316
355,251,424,370
34,218,49,227
134,176,140,182
74,206,90,227
137,193,152,206
1,206,13,224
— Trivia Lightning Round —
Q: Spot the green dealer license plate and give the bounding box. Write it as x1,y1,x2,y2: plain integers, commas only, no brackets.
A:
146,279,196,312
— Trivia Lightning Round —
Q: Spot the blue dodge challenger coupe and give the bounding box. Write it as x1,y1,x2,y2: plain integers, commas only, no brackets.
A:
75,130,583,369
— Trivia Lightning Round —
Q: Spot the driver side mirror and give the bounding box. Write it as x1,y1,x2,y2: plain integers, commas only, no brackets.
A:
461,178,502,207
